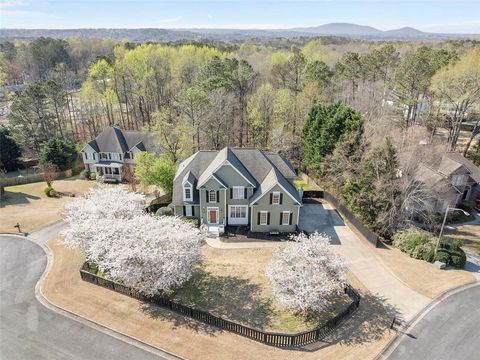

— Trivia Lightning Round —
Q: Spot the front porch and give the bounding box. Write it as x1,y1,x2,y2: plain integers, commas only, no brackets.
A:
93,162,123,182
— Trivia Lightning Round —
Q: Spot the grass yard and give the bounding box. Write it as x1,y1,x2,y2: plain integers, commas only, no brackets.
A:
374,244,475,299
43,236,394,360
294,179,321,191
171,245,351,333
444,221,480,255
0,177,95,233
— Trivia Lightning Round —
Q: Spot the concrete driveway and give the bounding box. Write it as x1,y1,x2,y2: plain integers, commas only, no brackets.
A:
0,234,168,360
384,283,480,360
299,203,430,322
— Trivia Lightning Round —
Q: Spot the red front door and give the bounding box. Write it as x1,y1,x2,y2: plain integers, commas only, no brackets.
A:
208,209,218,224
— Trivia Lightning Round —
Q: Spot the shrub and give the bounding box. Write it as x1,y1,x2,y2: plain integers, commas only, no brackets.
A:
44,185,54,197
434,249,450,264
183,218,199,227
82,169,90,180
450,239,463,252
156,206,173,216
450,250,466,268
89,172,96,180
412,242,436,262
103,178,118,184
393,228,436,257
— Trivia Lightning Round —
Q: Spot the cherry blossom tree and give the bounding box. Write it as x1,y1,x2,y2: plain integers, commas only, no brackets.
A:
63,185,203,295
266,232,346,314
63,185,146,253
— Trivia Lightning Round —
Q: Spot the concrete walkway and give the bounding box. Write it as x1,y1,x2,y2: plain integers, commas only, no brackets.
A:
205,236,280,249
299,203,431,322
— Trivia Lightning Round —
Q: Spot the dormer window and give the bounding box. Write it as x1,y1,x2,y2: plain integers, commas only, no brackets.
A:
184,183,192,201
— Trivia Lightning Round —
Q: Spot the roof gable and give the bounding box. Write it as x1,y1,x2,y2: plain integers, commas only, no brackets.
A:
197,148,256,188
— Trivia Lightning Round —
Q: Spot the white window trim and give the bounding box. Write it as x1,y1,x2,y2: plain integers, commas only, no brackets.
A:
260,211,268,225
229,205,248,218
183,182,192,201
209,190,217,203
272,191,281,205
282,211,290,225
232,186,245,199
185,205,193,217
207,207,219,224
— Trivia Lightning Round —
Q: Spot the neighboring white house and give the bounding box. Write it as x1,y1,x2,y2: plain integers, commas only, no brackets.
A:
81,125,155,182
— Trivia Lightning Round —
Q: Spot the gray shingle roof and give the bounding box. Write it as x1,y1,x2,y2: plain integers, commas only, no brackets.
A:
197,147,256,187
82,125,156,154
250,167,302,205
443,152,480,182
265,153,297,178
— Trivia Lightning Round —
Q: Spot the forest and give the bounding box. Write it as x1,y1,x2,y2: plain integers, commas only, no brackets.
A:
1,36,480,238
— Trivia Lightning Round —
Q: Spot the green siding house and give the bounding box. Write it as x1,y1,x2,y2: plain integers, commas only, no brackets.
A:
172,147,302,235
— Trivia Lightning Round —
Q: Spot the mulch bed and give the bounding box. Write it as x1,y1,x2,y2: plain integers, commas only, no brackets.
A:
221,226,295,242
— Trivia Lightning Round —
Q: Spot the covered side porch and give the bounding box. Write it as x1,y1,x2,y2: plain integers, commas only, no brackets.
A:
93,162,123,182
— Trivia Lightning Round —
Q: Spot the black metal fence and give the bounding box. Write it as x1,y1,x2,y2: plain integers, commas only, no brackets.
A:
80,263,361,348
302,190,379,247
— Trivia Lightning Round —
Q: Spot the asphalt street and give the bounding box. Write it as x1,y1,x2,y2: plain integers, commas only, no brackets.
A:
387,283,480,360
0,234,168,360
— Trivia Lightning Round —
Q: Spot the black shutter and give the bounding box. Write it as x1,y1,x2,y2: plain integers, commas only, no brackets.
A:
206,190,209,203
280,193,283,204
279,213,283,225
244,187,247,199
216,191,220,202
269,193,273,204
230,188,233,199
289,212,293,225
257,212,260,225
183,206,186,216
267,212,270,225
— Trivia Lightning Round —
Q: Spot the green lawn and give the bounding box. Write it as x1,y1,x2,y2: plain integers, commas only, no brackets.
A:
170,246,349,333
293,179,321,191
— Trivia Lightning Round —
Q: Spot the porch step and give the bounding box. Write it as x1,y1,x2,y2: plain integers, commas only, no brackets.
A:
207,231,220,238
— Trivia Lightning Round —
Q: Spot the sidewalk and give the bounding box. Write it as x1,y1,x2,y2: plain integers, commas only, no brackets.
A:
205,236,280,249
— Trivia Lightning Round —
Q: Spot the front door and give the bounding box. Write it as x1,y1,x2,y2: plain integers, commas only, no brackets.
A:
208,208,218,224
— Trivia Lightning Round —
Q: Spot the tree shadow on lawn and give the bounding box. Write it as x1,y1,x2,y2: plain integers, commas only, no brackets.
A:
0,191,40,208
320,293,400,348
139,268,275,335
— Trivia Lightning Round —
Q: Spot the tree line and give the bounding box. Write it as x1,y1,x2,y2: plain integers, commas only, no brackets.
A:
1,37,479,172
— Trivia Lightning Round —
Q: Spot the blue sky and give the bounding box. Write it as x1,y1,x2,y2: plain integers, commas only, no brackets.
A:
0,0,478,33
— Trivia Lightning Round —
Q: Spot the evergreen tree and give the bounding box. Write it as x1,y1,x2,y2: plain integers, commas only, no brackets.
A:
39,137,77,171
0,127,21,172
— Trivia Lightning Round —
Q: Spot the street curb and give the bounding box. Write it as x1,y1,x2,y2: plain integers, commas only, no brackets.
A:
374,280,480,360
1,233,184,360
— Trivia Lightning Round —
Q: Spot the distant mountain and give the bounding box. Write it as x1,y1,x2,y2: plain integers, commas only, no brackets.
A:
1,23,479,43
291,23,383,36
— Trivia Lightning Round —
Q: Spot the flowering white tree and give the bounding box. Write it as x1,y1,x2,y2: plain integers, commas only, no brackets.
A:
266,232,346,314
63,185,203,295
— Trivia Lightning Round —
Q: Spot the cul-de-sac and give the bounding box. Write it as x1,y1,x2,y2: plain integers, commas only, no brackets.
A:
1,3,480,359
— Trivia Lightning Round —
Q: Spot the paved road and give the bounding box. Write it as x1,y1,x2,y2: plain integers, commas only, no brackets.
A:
387,284,480,360
0,234,168,360
299,203,430,322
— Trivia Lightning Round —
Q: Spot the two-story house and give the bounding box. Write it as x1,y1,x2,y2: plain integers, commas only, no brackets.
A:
415,151,480,212
81,125,155,182
172,147,302,234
